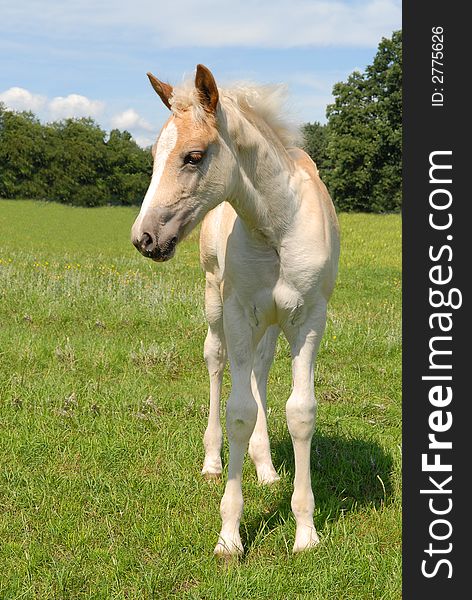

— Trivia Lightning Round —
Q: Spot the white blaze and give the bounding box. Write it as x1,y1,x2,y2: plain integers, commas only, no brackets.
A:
138,119,178,221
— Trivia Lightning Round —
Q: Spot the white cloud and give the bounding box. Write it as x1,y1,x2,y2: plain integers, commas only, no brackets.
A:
0,85,157,147
150,0,401,48
1,87,105,121
110,108,153,132
110,109,157,147
0,87,46,112
48,94,105,120
1,1,401,48
132,134,157,148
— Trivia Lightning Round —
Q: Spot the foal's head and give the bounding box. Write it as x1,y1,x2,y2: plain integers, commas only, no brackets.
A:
131,64,234,262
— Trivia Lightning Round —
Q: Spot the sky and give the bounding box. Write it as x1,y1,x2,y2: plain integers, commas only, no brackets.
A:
0,0,401,148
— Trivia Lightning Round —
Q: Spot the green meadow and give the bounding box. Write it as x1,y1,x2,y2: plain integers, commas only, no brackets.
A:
0,199,401,599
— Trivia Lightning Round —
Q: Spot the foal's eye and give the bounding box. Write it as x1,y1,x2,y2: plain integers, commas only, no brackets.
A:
184,151,204,166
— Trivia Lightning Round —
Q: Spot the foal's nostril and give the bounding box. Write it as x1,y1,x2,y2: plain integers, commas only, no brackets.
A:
139,232,155,254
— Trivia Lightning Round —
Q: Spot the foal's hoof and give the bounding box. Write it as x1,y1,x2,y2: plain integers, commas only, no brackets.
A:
214,548,243,561
202,471,221,482
256,465,280,485
214,537,244,559
292,530,320,553
201,459,222,481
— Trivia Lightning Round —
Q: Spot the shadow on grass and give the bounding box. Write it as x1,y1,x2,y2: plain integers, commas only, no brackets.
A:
241,431,394,551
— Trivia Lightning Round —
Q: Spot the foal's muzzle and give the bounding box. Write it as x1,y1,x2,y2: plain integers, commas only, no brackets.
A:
131,204,192,262
132,230,177,262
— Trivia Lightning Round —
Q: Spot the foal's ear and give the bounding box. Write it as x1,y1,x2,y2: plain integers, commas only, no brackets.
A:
147,72,173,110
195,64,219,114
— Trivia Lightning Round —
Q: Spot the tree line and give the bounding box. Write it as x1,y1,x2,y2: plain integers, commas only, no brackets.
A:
0,111,152,207
0,31,401,212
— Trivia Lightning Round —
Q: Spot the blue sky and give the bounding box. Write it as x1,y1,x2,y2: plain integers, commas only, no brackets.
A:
0,0,401,147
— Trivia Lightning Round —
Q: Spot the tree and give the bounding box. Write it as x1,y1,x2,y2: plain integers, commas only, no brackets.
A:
106,129,153,206
46,118,111,206
301,122,328,179
0,104,153,206
0,105,50,199
324,30,402,212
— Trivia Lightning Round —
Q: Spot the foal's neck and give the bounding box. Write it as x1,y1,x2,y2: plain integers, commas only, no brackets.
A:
225,111,299,247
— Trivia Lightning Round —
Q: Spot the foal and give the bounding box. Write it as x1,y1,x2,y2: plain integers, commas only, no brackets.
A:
131,65,340,556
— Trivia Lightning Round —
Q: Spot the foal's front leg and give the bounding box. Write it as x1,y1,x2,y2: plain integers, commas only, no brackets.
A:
214,300,259,556
202,322,226,478
202,277,227,479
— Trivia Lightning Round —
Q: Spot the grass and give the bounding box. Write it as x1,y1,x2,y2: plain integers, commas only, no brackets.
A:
0,199,401,599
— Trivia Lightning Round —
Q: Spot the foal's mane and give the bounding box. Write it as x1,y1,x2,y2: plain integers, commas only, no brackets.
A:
170,79,300,149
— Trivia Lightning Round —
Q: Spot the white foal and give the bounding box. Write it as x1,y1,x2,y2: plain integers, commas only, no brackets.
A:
131,64,340,556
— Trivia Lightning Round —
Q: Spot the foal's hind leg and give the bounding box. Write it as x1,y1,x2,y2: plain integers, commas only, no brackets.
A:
202,277,227,479
248,325,280,484
283,303,327,553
